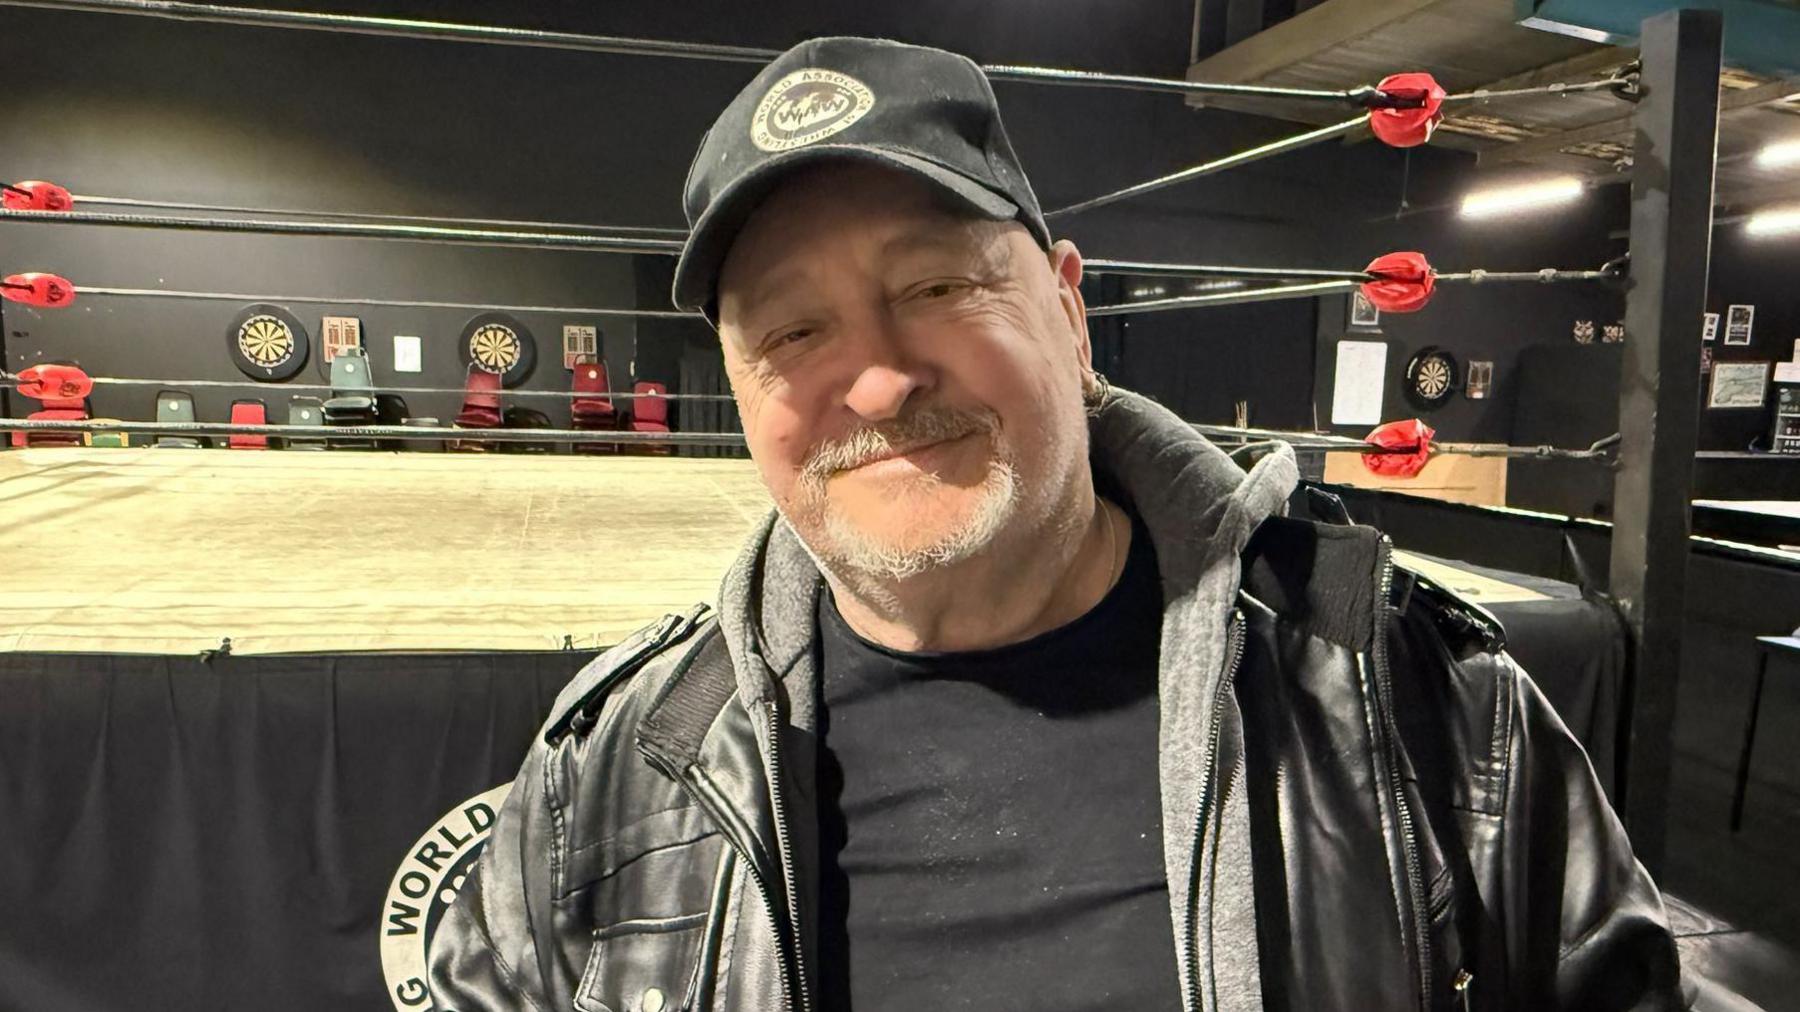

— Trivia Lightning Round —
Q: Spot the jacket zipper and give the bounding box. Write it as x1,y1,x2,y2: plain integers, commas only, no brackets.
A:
1374,538,1433,1010
641,748,806,1012
1452,969,1474,1012
1181,607,1246,1012
762,701,814,1012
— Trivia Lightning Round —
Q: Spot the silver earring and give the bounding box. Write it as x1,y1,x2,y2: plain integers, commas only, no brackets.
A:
1083,370,1112,415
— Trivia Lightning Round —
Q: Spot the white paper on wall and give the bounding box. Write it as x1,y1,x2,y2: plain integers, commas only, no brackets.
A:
393,335,423,373
1331,340,1388,426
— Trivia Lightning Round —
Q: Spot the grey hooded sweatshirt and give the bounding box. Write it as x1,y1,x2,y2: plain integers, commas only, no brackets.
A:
429,388,1683,1012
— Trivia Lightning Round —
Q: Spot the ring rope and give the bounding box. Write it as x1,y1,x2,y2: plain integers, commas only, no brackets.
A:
3,255,1622,319
1083,257,1623,315
0,0,1429,108
1,416,1617,462
3,417,749,445
1086,259,1372,282
72,284,698,319
1086,280,1361,316
1440,73,1640,105
1048,72,1639,219
1047,116,1370,219
977,63,1379,104
0,207,686,253
0,372,734,401
1190,423,1617,462
0,0,781,62
72,194,690,237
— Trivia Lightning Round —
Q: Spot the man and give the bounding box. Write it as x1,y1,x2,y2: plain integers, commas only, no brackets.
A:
430,37,1683,1011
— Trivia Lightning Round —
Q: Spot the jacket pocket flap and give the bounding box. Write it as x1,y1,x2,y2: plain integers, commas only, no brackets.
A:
576,913,707,1012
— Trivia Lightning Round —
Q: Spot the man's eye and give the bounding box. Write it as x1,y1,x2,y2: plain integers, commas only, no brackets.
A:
766,328,814,350
911,281,967,301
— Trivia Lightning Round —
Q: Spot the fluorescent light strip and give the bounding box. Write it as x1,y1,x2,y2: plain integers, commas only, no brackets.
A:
1754,139,1800,170
1459,177,1585,220
1745,205,1800,238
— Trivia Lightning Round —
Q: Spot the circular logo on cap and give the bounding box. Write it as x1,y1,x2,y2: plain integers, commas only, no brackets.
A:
751,69,875,152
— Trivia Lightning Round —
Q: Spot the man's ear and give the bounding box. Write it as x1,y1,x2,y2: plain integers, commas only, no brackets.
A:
1048,239,1092,371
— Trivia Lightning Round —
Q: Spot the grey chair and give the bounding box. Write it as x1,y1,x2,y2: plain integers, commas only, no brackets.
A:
323,348,378,449
285,396,327,450
154,390,204,448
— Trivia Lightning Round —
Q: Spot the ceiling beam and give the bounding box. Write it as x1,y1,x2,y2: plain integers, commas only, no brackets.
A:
1180,47,1636,156
1183,0,1441,102
1461,45,1634,91
1482,75,1800,164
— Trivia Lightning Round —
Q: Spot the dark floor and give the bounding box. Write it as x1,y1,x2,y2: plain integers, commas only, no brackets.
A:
1660,629,1800,1010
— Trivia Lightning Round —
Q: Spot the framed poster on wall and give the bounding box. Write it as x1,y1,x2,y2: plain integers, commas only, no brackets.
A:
1724,304,1755,346
1708,361,1769,409
1349,291,1381,330
563,324,599,370
322,316,362,363
1466,360,1493,399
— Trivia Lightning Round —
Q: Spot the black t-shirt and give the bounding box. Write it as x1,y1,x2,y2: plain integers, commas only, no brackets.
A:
814,510,1182,1011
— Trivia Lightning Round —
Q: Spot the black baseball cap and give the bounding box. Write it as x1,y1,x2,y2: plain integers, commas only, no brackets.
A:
671,37,1052,317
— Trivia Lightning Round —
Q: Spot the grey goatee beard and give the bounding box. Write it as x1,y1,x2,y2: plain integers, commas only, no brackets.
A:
791,404,1019,583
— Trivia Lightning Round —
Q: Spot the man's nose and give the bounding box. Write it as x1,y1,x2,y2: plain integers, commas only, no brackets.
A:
842,321,934,422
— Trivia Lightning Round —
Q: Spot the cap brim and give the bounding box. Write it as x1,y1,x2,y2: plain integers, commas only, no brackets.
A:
670,145,1022,316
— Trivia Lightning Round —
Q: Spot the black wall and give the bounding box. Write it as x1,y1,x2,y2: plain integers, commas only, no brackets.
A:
1110,294,1320,431
3,2,1795,487
0,1,1474,443
1702,225,1800,453
0,12,730,427
1309,157,1631,446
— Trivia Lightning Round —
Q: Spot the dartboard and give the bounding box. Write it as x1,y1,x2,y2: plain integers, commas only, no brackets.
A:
1404,346,1459,411
470,324,521,371
458,312,536,387
227,304,309,381
1416,358,1452,398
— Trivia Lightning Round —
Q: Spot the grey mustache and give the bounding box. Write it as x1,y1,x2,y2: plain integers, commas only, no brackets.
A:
801,407,996,480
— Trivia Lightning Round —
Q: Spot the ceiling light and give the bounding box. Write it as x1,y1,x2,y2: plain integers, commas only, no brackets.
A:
1754,139,1800,170
1459,177,1585,219
1745,205,1800,238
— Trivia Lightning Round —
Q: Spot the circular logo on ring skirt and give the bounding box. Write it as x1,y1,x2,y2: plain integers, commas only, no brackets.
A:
379,784,510,1011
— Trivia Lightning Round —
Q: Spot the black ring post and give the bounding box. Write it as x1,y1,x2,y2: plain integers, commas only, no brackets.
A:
1610,8,1722,876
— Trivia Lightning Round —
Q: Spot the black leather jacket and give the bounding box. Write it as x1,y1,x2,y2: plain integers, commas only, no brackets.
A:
429,392,1682,1012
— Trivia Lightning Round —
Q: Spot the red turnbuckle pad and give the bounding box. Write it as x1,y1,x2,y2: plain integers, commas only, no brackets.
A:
2,180,73,212
1360,252,1435,313
1369,73,1446,148
1362,418,1435,478
1,272,77,308
15,363,94,400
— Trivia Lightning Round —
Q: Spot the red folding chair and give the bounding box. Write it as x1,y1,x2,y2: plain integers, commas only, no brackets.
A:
10,393,86,448
571,359,617,454
627,381,671,456
451,366,502,451
228,399,268,450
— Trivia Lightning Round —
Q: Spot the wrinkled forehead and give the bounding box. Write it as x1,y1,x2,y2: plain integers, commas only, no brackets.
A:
717,164,1017,313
